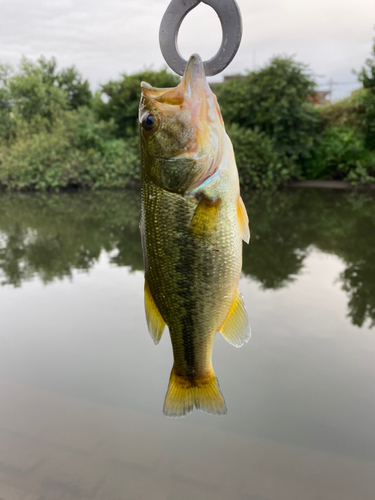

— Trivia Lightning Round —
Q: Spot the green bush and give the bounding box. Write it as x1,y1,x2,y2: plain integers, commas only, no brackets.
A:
305,88,375,183
358,39,375,150
87,135,141,189
0,126,87,191
0,63,14,140
0,108,140,191
4,56,91,125
318,88,367,128
0,56,141,192
2,50,375,191
227,124,299,189
304,123,375,183
216,57,321,163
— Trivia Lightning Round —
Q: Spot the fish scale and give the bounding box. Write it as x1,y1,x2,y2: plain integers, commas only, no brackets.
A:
143,179,241,376
139,54,250,417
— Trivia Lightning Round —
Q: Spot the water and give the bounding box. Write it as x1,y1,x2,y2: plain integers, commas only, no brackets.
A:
0,188,375,500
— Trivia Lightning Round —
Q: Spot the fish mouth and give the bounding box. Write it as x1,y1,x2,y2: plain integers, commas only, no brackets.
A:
140,53,217,124
180,54,215,116
142,54,211,108
181,55,223,179
181,54,207,97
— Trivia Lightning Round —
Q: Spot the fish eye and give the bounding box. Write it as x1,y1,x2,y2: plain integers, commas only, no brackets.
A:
141,113,158,132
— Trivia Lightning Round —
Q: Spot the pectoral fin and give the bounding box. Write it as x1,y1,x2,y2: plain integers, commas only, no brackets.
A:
144,279,166,345
190,195,221,240
238,196,250,244
220,289,251,348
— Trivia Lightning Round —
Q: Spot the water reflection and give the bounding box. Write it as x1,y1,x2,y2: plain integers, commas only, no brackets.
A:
0,191,142,287
1,188,374,328
1,189,375,500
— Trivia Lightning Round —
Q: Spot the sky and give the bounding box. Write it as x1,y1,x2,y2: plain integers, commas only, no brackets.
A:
1,0,374,100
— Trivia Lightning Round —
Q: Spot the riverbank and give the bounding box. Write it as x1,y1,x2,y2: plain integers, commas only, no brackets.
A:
1,48,374,191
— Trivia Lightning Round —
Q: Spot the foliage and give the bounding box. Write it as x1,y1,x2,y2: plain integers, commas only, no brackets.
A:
2,49,375,191
0,56,140,191
1,56,91,128
7,57,68,123
305,89,375,183
358,39,375,150
358,40,375,90
318,88,367,128
97,69,180,137
216,57,321,162
304,124,375,183
0,108,140,191
7,56,92,123
227,124,299,189
0,63,13,140
56,66,92,110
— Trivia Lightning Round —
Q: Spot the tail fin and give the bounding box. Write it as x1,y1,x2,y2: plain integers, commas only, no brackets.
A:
163,368,227,418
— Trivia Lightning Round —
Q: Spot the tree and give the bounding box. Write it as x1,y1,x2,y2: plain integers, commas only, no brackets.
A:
0,63,13,139
97,69,180,137
57,66,92,109
358,40,375,90
358,38,375,150
4,56,92,124
216,56,320,162
8,56,68,122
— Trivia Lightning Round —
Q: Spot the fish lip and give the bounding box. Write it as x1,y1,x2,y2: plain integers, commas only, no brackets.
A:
184,54,205,79
186,53,204,70
181,53,207,96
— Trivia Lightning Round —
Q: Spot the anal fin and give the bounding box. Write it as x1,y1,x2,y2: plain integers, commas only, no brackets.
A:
220,289,251,348
238,196,250,244
144,279,166,345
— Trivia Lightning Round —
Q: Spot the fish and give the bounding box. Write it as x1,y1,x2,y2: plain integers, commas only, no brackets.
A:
139,53,250,417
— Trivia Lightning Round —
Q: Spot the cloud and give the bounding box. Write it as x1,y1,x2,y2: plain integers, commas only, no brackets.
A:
0,0,374,98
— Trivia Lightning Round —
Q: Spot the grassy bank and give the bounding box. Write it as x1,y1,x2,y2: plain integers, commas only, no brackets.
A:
0,41,374,191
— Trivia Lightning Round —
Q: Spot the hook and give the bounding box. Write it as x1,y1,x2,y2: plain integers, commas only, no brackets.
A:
159,0,243,77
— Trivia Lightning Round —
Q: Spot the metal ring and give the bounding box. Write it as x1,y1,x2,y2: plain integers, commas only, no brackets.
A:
159,0,243,77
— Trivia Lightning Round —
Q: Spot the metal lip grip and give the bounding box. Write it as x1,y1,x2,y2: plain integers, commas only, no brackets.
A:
159,0,243,77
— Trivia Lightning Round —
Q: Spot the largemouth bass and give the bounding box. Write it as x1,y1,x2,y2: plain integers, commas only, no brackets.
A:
139,54,250,417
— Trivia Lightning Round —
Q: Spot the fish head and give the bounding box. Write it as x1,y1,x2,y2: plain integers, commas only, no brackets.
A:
139,54,225,193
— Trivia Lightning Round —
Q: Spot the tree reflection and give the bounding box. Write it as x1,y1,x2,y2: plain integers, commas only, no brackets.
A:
242,191,313,289
0,191,143,287
0,188,374,328
242,189,375,328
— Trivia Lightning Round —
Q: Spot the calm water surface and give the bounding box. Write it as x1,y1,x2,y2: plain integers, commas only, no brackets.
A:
0,188,375,500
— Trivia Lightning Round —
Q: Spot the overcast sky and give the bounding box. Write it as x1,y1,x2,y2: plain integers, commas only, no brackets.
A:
1,0,374,99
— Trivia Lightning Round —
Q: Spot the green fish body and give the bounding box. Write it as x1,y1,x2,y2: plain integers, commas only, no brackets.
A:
139,54,250,417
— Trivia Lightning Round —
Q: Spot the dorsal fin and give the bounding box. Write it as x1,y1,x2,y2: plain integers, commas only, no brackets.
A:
237,196,250,244
220,289,251,348
144,279,166,345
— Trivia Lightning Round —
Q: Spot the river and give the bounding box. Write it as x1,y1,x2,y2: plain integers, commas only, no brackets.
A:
0,188,374,500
